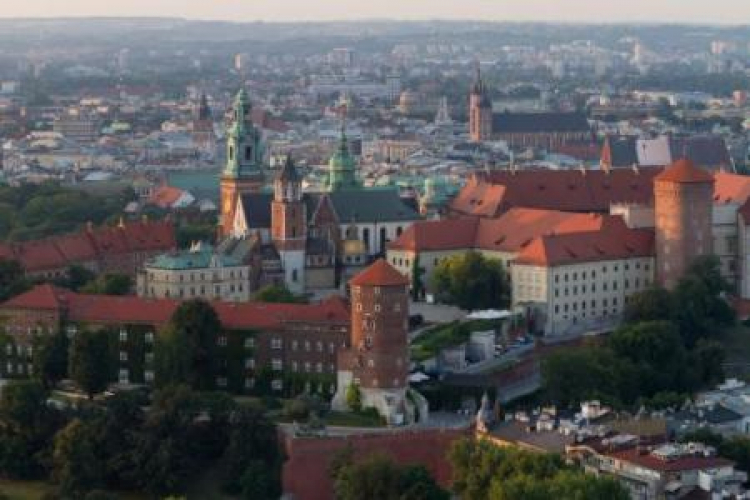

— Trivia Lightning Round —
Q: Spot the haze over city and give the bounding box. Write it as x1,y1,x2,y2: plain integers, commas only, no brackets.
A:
2,0,750,24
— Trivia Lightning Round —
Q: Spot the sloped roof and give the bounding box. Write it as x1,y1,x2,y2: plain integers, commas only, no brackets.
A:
491,112,590,134
1,285,349,330
450,168,660,217
148,185,187,208
514,223,654,267
712,171,750,204
239,193,274,228
350,258,409,287
388,218,479,252
655,158,714,184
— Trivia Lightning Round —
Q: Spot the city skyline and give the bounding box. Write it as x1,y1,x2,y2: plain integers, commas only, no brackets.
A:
2,0,750,24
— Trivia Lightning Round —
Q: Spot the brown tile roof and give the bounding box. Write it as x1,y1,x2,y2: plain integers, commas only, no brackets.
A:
148,185,186,209
1,285,350,330
388,208,615,255
655,158,714,184
350,258,409,287
0,220,176,273
514,221,654,267
450,167,661,217
713,172,750,205
605,447,733,473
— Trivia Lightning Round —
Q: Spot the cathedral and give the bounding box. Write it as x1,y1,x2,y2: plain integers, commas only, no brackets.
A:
218,89,422,293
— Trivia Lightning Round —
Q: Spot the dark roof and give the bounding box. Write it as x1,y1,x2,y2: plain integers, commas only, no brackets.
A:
676,136,732,169
239,193,273,228
324,189,421,223
603,135,639,168
492,112,590,134
673,404,743,425
277,155,301,183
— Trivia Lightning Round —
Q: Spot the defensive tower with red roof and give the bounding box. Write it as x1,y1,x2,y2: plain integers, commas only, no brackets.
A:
654,158,715,289
332,259,427,425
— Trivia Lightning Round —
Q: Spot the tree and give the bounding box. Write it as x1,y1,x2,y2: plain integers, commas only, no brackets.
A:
411,256,425,301
0,258,29,302
32,330,69,389
332,453,449,500
63,265,97,292
222,406,282,499
623,287,673,324
432,251,509,311
69,329,112,399
52,419,104,496
448,438,628,500
346,383,362,413
253,284,306,304
81,274,133,296
154,299,221,390
0,380,64,479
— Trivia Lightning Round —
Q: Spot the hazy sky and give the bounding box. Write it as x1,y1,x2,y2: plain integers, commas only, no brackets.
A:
1,0,749,24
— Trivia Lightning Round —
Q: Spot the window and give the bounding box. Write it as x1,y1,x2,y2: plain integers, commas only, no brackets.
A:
217,377,228,388
271,379,283,391
245,378,255,389
304,341,311,352
328,342,335,354
119,351,128,362
118,369,129,383
271,338,283,350
317,341,323,352
245,358,255,369
272,359,283,371
316,362,323,373
291,361,298,372
218,336,228,347
304,362,311,373
145,370,154,383
145,353,154,364
292,340,298,351
145,332,154,344
244,337,255,349
119,329,128,342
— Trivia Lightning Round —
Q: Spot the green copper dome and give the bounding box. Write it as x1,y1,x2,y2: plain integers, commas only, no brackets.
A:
325,128,360,192
223,88,264,181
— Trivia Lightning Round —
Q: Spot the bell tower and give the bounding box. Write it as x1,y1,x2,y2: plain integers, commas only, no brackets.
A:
219,89,265,237
469,64,493,142
271,155,306,293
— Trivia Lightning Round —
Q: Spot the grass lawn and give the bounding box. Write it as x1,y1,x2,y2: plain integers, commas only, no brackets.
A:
720,324,750,380
411,319,500,362
0,479,55,500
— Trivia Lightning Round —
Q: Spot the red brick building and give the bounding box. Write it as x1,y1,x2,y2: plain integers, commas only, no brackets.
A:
654,159,715,289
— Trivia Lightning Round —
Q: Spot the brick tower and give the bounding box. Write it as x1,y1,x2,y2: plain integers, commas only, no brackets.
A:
333,259,427,425
271,155,306,293
469,64,493,142
654,158,714,289
219,89,265,237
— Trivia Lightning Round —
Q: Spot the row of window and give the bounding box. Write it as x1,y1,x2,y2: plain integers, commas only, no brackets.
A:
553,262,650,284
273,359,336,373
149,269,245,282
161,283,245,299
554,297,621,314
271,338,340,353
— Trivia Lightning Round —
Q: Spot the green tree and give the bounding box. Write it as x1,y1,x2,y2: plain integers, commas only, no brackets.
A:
346,383,362,412
623,287,673,324
63,265,97,291
332,453,449,500
81,273,133,296
411,255,425,301
0,380,64,479
154,299,221,390
222,406,282,498
253,284,306,304
0,258,29,301
32,330,69,389
432,251,509,311
69,330,112,399
52,418,104,496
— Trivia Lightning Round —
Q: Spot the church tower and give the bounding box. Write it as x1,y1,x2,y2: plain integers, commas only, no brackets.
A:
469,65,493,142
219,89,265,237
324,118,361,192
654,158,714,289
192,93,215,153
271,155,306,293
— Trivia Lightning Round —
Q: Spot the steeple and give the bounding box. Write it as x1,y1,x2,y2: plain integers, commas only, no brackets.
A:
325,109,360,192
197,93,211,121
223,88,264,181
274,154,302,202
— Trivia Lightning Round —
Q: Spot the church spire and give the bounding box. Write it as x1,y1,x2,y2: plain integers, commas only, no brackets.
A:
223,88,264,180
325,99,360,192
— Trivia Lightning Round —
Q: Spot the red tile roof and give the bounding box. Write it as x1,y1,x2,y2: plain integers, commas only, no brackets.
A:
605,447,733,473
655,158,714,184
148,185,186,209
389,208,615,255
713,172,750,205
1,284,349,331
514,221,654,267
0,220,175,273
450,168,661,217
350,258,410,287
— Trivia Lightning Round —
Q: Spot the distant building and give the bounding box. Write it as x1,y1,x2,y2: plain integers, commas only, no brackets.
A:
52,109,101,143
469,67,591,148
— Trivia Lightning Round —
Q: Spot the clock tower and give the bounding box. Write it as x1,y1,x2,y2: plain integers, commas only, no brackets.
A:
219,89,265,237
